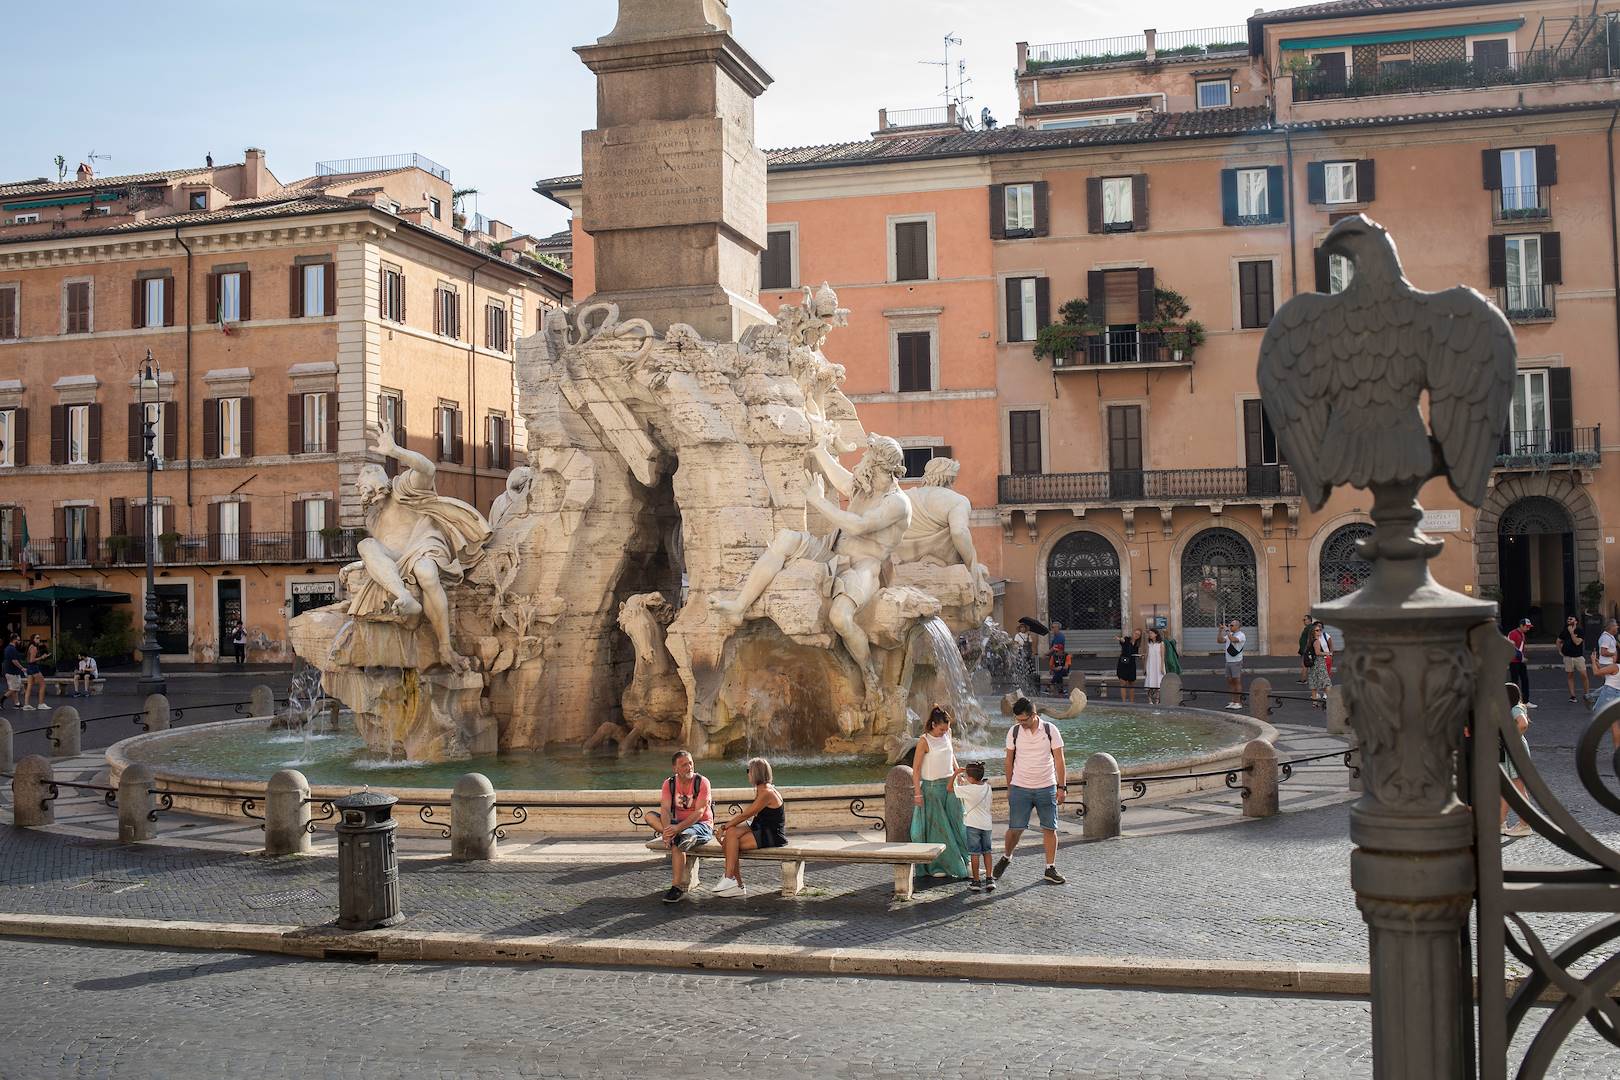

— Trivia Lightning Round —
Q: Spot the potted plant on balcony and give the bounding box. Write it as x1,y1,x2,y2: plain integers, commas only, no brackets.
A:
1165,320,1207,362
106,533,132,563
157,529,182,561
1034,298,1103,366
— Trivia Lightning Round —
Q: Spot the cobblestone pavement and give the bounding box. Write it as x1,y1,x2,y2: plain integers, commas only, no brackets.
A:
2,939,1612,1079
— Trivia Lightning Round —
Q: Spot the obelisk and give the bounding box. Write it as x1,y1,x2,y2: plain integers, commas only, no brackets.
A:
576,0,774,342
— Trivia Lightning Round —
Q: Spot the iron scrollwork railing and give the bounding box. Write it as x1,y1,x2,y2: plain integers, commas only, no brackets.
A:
302,799,337,834
40,778,119,811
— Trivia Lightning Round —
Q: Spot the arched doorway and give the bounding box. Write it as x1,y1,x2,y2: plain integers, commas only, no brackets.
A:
1498,496,1575,634
1179,527,1258,652
1046,531,1122,652
1317,522,1373,649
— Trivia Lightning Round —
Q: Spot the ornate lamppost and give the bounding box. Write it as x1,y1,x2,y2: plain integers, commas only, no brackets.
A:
136,350,166,694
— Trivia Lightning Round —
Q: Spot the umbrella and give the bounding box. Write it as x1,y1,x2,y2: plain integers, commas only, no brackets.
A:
1017,616,1050,636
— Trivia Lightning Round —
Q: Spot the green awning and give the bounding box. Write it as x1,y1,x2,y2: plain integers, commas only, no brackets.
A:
0,586,130,604
2,192,120,212
1279,19,1524,50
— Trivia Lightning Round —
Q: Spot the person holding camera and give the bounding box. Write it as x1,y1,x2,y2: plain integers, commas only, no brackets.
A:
1217,617,1245,710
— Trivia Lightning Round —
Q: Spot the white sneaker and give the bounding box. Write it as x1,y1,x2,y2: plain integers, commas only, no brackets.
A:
711,876,741,897
22,704,36,710
1526,702,1539,709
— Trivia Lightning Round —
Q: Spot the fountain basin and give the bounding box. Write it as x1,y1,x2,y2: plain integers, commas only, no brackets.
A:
106,704,1275,837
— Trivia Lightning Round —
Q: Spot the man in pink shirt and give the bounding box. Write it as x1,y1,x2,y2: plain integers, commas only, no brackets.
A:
994,697,1067,885
645,750,715,902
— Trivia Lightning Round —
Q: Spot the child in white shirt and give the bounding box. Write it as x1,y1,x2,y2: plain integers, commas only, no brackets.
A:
954,761,995,893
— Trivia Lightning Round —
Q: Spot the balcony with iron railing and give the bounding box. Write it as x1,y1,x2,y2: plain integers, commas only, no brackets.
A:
14,530,364,570
1493,186,1551,224
1023,25,1247,72
999,466,1299,506
1499,284,1556,322
1495,425,1601,470
1049,330,1198,370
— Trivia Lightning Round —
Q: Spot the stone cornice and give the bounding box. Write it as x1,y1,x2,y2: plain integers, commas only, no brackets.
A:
0,216,383,270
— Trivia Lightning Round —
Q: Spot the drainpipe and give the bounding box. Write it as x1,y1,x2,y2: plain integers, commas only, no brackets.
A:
174,227,195,513
1284,127,1298,295
467,262,479,510
1608,106,1619,409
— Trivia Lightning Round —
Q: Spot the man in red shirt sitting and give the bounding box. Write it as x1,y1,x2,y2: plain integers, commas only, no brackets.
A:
645,750,715,902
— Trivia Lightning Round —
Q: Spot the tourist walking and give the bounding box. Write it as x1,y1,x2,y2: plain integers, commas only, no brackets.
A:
645,749,715,903
1217,618,1246,710
2,632,23,709
1116,629,1140,703
1500,683,1532,837
712,757,786,898
955,761,995,892
1297,614,1314,684
23,634,49,711
1558,616,1588,703
909,705,970,880
1506,618,1534,708
993,697,1066,885
1143,628,1165,704
232,622,247,667
1307,620,1332,706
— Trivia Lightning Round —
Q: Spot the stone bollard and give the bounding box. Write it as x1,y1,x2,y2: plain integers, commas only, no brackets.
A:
251,684,276,718
0,714,12,777
1242,738,1280,818
884,764,915,843
264,769,312,856
143,693,171,733
13,755,53,827
1161,671,1182,705
49,706,81,757
1346,732,1363,793
118,763,157,842
1326,685,1348,734
1247,676,1271,719
1082,753,1121,840
451,772,497,861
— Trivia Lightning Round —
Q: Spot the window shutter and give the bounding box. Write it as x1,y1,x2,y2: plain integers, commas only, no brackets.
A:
1306,162,1326,205
50,404,66,465
1239,263,1258,329
1136,268,1155,324
1033,181,1050,237
1314,247,1331,293
239,397,255,457
1535,145,1558,187
131,279,144,328
988,185,1006,239
1257,262,1274,324
1482,149,1502,190
203,398,219,458
1265,166,1286,222
1130,174,1148,230
161,403,176,461
207,503,220,561
1086,270,1104,323
322,262,336,316
433,289,443,335
1035,277,1051,330
1356,160,1376,202
54,506,65,543
1005,278,1023,342
452,409,464,464
238,500,251,537
1548,366,1572,437
288,394,303,455
291,500,306,560
398,275,406,324
162,277,175,327
239,271,252,321
88,403,103,464
1542,232,1562,284
378,268,388,318
128,403,144,461
110,497,126,537
321,499,332,531
1220,169,1238,225
394,397,406,447
131,501,146,540
289,265,302,318
162,504,174,536
1086,177,1104,234
484,415,494,468
12,408,25,466
1487,235,1507,287
324,393,338,454
1243,400,1264,467
0,287,15,338
206,273,220,323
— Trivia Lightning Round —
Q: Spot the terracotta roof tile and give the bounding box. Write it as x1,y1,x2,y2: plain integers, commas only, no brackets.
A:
1021,97,1157,118
1283,99,1619,130
0,167,212,199
0,195,359,245
1252,0,1494,24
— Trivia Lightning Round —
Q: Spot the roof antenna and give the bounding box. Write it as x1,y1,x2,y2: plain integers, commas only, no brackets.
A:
920,32,976,129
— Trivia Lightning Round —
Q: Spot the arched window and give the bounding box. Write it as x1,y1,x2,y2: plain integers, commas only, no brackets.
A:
1180,528,1258,651
1046,532,1121,650
1319,523,1373,603
1498,496,1572,536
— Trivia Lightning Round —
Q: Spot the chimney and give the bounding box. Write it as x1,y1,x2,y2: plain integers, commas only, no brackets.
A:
489,218,513,241
1016,41,1029,75
1144,28,1157,62
243,148,267,198
76,162,94,182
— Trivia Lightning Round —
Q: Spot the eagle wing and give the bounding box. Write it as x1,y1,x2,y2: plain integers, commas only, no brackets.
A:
1257,291,1338,510
1417,285,1516,506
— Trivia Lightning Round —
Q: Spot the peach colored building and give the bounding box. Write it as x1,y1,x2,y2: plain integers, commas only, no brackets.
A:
545,0,1620,656
0,150,569,664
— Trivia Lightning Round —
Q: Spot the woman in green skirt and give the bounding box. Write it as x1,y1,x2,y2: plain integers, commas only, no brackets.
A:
909,705,971,879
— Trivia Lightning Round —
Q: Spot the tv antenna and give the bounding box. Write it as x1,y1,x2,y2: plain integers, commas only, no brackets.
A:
920,32,977,128
86,149,112,168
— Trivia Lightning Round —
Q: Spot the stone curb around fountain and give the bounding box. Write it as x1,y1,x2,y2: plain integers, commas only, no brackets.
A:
0,911,1373,997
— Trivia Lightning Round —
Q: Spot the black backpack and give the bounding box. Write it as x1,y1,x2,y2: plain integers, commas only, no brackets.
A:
666,773,711,819
1007,720,1055,770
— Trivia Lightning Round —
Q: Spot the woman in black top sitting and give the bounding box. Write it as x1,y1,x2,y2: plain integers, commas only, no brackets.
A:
711,757,786,899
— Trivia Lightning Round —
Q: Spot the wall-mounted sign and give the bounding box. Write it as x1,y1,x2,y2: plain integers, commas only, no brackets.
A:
1421,509,1461,533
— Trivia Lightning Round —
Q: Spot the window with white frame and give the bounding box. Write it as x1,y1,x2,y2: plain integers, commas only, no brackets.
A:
1196,80,1231,109
302,264,327,317
430,196,443,220
0,409,13,466
438,402,458,460
302,392,328,453
381,265,405,322
144,277,166,327
1504,234,1544,313
13,213,39,225
1038,114,1137,129
1328,254,1355,295
1472,38,1510,70
219,397,241,459
218,501,241,560
304,499,327,559
63,505,88,562
1324,162,1357,204
1237,169,1269,220
1510,369,1550,451
1004,184,1036,234
218,272,242,322
145,402,164,463
891,218,933,282
67,404,90,464
760,228,796,289
1102,177,1133,229
1500,148,1538,212
145,501,163,539
1010,278,1038,342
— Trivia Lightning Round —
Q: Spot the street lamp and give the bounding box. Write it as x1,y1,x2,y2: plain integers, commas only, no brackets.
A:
136,350,166,694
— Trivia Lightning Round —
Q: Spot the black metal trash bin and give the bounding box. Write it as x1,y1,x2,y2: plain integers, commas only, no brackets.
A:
334,790,404,930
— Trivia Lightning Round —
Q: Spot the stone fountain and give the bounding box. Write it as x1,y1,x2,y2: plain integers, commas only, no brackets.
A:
287,0,1005,765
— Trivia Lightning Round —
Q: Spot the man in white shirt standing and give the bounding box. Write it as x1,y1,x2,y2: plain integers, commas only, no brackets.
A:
1217,617,1246,710
994,697,1066,885
1592,617,1620,743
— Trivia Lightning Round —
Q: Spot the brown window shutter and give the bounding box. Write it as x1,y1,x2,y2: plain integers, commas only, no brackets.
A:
399,274,406,324
1239,262,1257,328
238,500,251,537
88,403,103,463
1005,277,1023,342
1243,400,1265,466
433,289,443,335
289,265,302,318
9,506,22,553
131,278,144,328
1257,262,1274,323
239,271,252,321
12,407,26,466
502,419,511,470
109,497,126,537
1542,232,1562,285
1035,277,1051,330
378,268,387,318
162,276,175,327
1033,181,1050,237
1535,145,1558,186
324,393,338,453
1487,235,1507,287
0,287,15,338
1306,162,1326,205
1482,148,1502,191
240,396,255,457
1086,177,1103,234
162,504,175,535
988,185,1006,239
203,398,219,458
160,403,175,461
128,403,143,461
321,498,332,530
1355,160,1376,202
452,409,464,464
206,273,220,323
86,504,99,556
50,404,66,465
322,262,336,316
1136,267,1156,323
1087,270,1105,320
288,393,304,454
131,501,146,540
54,506,65,542
207,503,220,560
1130,175,1147,230
291,500,306,559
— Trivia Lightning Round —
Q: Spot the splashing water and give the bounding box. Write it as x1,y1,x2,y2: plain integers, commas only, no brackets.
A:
283,664,331,763
960,617,1015,695
915,617,991,744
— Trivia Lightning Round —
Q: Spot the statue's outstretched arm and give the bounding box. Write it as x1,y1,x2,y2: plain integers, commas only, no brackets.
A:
369,422,435,479
811,437,855,496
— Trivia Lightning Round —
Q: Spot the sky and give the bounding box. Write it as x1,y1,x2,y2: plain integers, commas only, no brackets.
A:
2,0,1253,239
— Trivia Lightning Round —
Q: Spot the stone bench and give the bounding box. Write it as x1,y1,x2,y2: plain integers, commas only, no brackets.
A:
645,837,945,900
43,676,106,696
